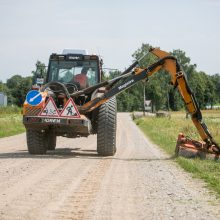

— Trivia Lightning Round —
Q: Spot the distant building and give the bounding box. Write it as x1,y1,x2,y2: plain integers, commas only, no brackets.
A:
145,100,153,112
206,105,220,110
0,93,7,106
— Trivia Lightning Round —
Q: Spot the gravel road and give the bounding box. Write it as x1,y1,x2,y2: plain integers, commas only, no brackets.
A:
0,113,219,220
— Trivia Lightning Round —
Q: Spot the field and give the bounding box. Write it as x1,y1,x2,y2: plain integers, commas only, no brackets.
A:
0,106,25,138
135,110,220,197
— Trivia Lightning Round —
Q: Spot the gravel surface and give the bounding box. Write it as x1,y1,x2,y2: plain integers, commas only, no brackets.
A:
0,113,219,220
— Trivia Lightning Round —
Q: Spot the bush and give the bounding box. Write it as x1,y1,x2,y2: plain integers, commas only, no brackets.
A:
0,106,21,115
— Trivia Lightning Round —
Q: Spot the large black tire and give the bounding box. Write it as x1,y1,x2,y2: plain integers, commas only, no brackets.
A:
47,131,57,150
97,97,117,156
26,129,48,155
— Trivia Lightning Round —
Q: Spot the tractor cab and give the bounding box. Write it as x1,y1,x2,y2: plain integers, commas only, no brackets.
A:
46,50,102,90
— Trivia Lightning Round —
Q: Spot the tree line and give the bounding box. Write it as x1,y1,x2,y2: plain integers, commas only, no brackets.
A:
115,44,220,112
0,43,219,111
0,61,46,106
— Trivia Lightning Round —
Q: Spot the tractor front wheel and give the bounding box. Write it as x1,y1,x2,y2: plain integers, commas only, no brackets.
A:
97,97,117,156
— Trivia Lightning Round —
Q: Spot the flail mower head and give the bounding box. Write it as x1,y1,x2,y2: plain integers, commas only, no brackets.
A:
175,133,220,160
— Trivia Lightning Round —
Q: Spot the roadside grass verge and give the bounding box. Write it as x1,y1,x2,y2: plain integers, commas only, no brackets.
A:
0,106,25,138
0,106,21,115
135,112,220,197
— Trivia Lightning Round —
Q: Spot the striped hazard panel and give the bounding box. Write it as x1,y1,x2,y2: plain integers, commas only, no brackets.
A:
24,107,42,116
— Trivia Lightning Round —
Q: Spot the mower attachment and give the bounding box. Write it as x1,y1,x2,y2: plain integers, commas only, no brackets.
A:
175,133,219,160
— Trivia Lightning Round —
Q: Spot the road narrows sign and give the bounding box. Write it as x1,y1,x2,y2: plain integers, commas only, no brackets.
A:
60,98,80,118
39,97,59,117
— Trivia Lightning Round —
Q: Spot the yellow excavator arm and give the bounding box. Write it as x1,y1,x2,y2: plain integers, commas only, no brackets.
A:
134,48,219,157
141,49,214,144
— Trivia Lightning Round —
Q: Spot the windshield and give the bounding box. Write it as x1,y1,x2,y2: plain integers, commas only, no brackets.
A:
48,60,99,88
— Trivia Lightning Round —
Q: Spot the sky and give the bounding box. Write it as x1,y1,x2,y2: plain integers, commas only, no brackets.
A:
0,0,220,82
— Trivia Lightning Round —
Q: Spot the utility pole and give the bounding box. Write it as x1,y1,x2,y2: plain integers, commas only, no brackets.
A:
143,81,146,116
167,91,170,111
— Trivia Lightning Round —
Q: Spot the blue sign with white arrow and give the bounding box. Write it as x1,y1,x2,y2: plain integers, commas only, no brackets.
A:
26,90,43,106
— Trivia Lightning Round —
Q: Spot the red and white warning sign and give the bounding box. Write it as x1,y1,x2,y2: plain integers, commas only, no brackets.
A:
38,97,59,117
60,98,80,118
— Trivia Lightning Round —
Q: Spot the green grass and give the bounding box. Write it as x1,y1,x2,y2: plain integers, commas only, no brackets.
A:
0,106,21,115
0,106,25,138
135,112,220,197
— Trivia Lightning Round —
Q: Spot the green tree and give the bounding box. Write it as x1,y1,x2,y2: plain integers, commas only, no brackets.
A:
0,81,9,94
117,46,218,111
132,44,170,111
204,74,216,108
169,49,197,110
6,75,32,106
211,74,220,104
32,60,47,84
171,49,196,80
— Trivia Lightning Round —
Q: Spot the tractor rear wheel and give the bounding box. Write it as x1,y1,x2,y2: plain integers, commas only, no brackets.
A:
26,129,47,155
97,97,117,156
